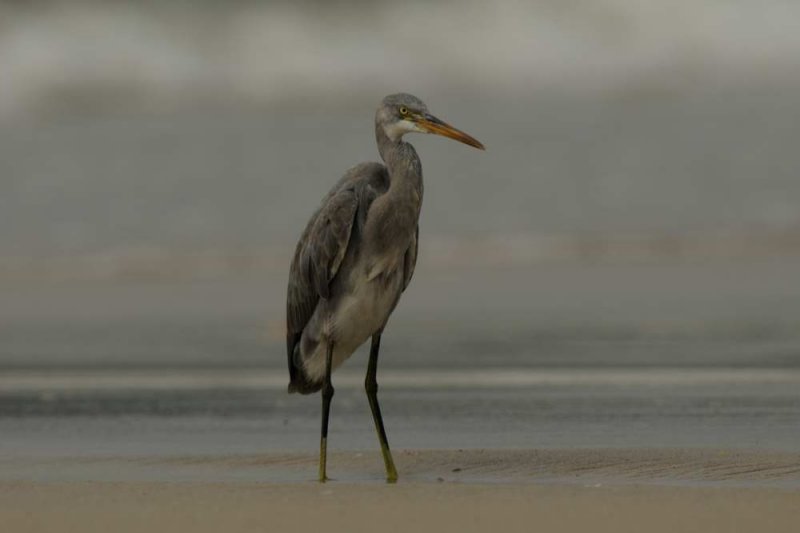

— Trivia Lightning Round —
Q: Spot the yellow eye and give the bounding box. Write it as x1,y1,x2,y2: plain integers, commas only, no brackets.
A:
399,106,409,116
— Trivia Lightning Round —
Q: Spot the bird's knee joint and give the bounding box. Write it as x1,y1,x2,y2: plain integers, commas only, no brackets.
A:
365,380,378,395
322,383,335,400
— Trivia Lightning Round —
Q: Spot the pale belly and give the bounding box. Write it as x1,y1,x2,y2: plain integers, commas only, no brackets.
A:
299,264,405,383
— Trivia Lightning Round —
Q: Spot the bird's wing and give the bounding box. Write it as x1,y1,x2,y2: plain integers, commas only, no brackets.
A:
286,188,356,341
286,163,389,354
402,224,419,291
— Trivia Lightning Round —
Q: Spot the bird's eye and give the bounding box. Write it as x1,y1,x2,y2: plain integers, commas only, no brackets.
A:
399,106,408,116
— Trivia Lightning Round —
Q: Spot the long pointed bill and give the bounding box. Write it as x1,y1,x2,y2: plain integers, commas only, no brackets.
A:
417,113,485,150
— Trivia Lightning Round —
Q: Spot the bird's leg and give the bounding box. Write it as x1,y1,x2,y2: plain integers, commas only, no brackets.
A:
319,341,335,482
366,333,398,483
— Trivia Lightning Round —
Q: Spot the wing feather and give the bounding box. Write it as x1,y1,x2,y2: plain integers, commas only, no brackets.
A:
286,163,389,371
402,225,419,291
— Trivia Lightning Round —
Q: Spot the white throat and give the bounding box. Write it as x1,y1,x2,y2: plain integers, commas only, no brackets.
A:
383,119,423,142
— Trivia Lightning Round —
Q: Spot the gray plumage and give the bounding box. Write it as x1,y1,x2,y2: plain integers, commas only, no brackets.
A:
284,93,483,482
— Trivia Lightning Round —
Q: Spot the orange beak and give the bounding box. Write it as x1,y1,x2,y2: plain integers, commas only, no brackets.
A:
416,113,485,150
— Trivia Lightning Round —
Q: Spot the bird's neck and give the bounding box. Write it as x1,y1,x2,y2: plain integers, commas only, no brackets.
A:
363,125,423,262
362,125,422,268
376,125,424,196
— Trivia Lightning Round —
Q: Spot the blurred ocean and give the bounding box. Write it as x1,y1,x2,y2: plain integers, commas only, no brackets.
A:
2,0,800,268
3,1,800,115
1,1,799,459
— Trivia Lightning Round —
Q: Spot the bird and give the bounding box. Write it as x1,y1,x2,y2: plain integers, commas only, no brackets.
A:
285,93,484,482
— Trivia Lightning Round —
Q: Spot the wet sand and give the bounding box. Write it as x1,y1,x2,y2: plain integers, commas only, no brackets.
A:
5,448,800,486
3,449,800,533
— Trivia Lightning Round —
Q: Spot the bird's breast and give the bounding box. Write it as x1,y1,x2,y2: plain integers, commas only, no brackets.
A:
329,259,404,347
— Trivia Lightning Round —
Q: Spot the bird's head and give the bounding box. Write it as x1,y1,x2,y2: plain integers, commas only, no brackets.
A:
377,93,484,150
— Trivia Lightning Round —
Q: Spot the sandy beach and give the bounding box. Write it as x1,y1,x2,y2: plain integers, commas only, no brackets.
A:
3,449,800,533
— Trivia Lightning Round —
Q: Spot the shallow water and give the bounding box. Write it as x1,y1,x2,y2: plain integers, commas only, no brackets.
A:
1,259,800,463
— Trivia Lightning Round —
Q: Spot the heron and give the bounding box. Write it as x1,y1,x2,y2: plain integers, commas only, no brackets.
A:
286,93,484,482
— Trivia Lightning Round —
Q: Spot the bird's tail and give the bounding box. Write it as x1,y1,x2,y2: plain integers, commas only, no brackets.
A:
287,333,323,395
